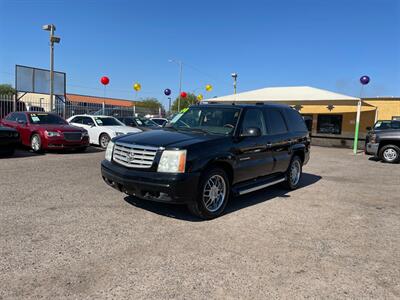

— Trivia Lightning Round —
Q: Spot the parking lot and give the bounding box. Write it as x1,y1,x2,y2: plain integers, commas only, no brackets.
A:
1,146,399,299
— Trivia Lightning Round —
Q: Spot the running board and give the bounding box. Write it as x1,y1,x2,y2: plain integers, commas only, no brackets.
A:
233,175,286,196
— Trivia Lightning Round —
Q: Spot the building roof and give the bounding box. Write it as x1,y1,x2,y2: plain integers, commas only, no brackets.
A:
66,94,135,107
206,86,360,102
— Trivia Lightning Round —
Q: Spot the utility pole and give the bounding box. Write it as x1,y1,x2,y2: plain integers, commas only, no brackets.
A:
169,59,183,112
42,24,60,112
231,72,238,94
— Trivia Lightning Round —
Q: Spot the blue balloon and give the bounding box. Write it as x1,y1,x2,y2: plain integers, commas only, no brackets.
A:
360,76,370,85
164,88,171,96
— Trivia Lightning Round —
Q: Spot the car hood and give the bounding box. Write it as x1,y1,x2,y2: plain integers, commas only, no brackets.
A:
31,124,85,132
114,128,224,148
102,126,141,133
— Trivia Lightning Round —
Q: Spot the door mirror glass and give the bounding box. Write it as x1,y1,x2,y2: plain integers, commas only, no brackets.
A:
241,127,261,137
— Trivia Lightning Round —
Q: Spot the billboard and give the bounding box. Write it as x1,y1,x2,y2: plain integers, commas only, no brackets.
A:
15,65,66,95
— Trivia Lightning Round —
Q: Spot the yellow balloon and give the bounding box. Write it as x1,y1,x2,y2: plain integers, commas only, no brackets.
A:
133,83,141,91
205,84,212,92
197,94,204,101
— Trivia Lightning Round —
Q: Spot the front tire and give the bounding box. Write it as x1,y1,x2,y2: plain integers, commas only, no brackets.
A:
31,134,43,153
99,133,110,149
283,156,303,190
379,145,400,163
187,168,230,220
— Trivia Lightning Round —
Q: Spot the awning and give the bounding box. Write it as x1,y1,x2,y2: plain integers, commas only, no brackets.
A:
205,86,361,103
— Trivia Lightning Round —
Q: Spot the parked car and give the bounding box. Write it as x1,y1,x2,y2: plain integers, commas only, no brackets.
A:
101,103,310,219
0,125,20,156
150,117,168,126
67,115,141,149
117,116,161,131
365,120,400,163
2,112,89,153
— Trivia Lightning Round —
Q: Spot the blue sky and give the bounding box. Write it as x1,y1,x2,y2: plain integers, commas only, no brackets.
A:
0,0,399,107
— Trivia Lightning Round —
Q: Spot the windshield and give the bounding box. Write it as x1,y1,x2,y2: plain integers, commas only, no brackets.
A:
134,117,159,127
169,106,241,135
29,113,67,125
94,117,124,126
374,121,400,130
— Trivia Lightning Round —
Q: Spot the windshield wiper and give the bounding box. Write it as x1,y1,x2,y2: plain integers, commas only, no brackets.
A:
179,127,210,134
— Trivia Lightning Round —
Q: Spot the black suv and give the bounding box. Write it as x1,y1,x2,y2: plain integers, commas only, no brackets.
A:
365,120,400,163
101,104,310,219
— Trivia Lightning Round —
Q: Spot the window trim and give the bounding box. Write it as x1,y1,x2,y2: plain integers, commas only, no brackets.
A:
316,114,343,135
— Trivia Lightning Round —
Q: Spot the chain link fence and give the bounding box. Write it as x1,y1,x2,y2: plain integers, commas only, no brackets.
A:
0,94,162,120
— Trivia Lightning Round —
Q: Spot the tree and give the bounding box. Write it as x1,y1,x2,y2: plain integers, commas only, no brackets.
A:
171,93,198,112
135,97,165,115
0,84,15,95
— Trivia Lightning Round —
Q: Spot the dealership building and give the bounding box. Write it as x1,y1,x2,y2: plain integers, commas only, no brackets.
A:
207,86,400,148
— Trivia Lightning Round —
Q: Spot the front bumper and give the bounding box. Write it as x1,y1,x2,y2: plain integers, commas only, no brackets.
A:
101,160,200,204
365,142,379,156
42,136,89,149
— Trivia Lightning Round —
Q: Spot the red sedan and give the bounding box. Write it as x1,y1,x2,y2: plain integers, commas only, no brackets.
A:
1,112,89,152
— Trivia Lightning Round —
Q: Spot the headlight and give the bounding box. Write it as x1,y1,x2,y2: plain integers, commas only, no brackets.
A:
115,132,125,136
157,150,186,173
105,140,114,161
45,130,61,137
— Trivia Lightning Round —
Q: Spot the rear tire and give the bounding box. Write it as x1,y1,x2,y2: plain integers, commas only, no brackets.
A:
283,156,303,190
99,133,110,149
187,168,230,220
379,144,400,163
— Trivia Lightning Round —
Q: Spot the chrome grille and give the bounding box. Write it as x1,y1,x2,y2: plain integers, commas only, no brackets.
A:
63,132,82,141
113,143,158,168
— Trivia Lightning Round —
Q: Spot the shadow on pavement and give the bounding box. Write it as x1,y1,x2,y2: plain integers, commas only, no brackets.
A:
0,145,103,159
124,173,322,222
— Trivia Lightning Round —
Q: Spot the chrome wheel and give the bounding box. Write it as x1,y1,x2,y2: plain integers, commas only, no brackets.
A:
383,148,397,162
203,175,226,212
100,134,110,149
290,160,301,186
31,135,40,151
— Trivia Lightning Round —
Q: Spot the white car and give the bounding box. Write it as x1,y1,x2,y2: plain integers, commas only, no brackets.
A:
67,115,141,149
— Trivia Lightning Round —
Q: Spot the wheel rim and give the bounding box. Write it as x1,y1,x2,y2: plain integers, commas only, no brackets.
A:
203,175,226,213
290,160,301,186
100,135,109,148
31,136,40,151
383,148,397,161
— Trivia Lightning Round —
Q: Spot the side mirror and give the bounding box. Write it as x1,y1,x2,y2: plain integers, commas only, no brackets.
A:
241,127,261,137
17,120,26,125
88,123,95,127
366,126,372,131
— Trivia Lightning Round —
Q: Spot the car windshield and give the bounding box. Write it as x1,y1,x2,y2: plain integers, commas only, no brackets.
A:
133,117,159,127
374,121,400,130
94,117,124,126
169,106,241,135
28,113,67,125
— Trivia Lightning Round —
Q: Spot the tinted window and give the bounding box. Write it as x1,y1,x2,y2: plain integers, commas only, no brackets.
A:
15,112,27,123
265,109,288,134
317,115,342,134
94,117,124,126
5,113,17,122
285,108,308,131
28,113,67,125
374,120,400,130
82,117,94,125
70,116,83,124
241,109,267,135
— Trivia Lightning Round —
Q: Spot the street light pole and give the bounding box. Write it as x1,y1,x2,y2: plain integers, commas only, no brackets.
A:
169,59,183,112
49,25,54,112
42,24,60,112
231,72,238,94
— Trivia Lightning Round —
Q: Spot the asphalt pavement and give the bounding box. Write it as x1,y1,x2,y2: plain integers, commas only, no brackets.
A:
1,146,399,299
